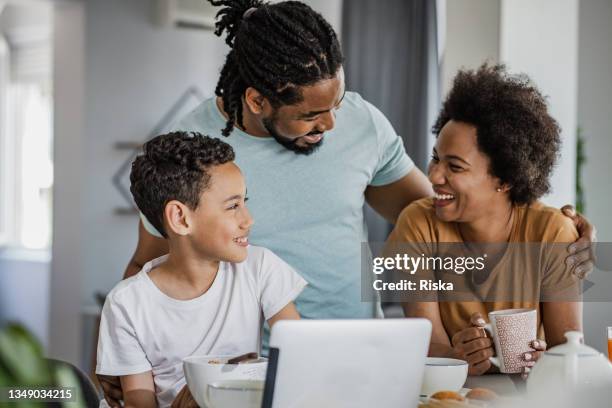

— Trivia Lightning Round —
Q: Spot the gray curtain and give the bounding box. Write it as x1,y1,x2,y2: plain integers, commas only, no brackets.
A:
342,0,440,242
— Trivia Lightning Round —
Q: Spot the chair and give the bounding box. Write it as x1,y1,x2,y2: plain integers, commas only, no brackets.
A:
46,358,100,408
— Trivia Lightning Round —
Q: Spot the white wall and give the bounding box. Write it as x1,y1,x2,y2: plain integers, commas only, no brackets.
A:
0,251,50,348
578,0,612,243
302,0,342,36
577,0,612,354
441,0,500,96
49,0,85,365
500,0,579,208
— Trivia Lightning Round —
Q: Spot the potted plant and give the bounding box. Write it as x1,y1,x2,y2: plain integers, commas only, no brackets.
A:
0,323,86,407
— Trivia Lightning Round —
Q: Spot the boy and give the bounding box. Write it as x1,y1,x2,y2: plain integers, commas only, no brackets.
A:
96,132,306,407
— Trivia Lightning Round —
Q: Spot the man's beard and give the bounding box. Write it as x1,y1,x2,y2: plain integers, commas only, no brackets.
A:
262,116,324,155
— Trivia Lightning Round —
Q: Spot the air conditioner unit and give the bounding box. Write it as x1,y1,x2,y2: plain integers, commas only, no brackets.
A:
154,0,217,30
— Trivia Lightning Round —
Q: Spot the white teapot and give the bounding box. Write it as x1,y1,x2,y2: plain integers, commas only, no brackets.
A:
527,331,612,394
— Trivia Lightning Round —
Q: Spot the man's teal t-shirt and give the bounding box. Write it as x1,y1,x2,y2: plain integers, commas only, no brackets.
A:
142,91,414,319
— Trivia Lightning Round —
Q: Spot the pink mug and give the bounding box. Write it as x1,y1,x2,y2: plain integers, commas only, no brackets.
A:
484,308,537,373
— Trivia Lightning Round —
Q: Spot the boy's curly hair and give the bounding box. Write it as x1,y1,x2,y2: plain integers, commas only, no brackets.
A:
432,63,561,205
130,132,235,237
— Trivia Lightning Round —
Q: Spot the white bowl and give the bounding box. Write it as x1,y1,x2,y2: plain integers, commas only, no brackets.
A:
205,380,264,408
420,357,468,396
183,355,268,407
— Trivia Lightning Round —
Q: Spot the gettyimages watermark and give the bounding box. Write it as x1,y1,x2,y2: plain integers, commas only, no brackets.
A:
361,242,612,302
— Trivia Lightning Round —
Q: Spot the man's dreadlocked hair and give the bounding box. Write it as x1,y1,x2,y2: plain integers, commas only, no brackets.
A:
208,0,344,136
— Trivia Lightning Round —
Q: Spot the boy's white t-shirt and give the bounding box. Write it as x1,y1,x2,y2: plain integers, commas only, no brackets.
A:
96,245,307,408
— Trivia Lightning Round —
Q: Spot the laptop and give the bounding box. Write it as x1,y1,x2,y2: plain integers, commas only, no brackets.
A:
261,319,431,408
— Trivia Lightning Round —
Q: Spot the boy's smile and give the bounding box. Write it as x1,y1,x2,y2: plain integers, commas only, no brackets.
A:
233,235,249,247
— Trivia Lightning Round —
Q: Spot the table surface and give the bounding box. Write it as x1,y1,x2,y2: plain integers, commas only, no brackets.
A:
465,374,526,396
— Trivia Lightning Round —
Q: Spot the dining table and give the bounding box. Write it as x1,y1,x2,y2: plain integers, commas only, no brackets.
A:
464,374,525,397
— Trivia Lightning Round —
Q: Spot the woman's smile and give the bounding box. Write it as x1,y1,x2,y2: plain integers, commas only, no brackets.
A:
433,190,456,207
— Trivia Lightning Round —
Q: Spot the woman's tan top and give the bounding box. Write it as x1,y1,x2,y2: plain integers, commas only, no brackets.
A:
386,197,579,339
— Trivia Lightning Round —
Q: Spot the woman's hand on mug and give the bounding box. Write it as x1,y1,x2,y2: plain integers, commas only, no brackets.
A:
451,313,495,376
521,339,547,379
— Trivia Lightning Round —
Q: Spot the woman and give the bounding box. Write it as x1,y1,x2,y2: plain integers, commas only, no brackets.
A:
386,64,582,376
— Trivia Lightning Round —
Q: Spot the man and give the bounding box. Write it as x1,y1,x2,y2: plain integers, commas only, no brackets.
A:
102,0,595,406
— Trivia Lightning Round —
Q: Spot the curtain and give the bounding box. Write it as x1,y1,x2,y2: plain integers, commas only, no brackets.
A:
342,0,440,242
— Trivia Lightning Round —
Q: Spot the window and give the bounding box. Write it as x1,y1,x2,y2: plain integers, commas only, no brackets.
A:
0,4,53,251
7,80,53,249
0,35,10,246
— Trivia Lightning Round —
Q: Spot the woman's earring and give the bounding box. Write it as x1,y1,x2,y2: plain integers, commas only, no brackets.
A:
496,188,502,192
